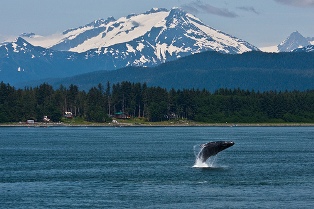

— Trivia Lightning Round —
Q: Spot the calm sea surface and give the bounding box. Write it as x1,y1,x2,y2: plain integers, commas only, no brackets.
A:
0,126,313,208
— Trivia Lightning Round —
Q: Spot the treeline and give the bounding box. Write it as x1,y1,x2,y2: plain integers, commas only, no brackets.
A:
1,81,314,123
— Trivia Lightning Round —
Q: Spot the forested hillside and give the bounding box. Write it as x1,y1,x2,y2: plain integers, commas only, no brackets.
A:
1,82,314,123
22,51,314,92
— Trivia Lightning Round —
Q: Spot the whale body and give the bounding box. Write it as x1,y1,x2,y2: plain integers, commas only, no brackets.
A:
197,141,234,163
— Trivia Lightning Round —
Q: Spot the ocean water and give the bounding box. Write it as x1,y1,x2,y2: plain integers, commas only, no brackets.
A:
0,126,313,208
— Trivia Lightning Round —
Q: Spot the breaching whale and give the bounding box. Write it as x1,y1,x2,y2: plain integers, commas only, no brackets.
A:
197,141,234,163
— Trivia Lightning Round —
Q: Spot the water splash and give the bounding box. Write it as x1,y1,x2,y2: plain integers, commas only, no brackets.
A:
193,155,218,168
193,144,201,158
193,144,217,168
193,158,210,168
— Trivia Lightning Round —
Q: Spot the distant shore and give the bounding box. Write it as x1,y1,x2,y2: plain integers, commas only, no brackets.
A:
1,122,314,127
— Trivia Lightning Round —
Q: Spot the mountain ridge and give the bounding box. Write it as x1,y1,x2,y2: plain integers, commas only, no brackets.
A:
18,8,258,54
2,8,314,90
16,51,314,92
278,31,313,52
262,31,314,52
1,8,261,85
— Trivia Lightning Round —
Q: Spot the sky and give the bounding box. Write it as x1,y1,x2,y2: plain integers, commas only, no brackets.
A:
1,0,314,48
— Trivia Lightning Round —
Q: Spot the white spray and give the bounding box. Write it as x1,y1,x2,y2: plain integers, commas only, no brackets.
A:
192,144,218,168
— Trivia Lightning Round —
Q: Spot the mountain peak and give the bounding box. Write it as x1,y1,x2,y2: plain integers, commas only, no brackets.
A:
89,19,108,27
15,37,29,45
13,7,258,56
144,8,168,15
278,31,310,52
290,31,304,39
168,7,191,19
164,7,190,27
170,7,186,13
126,8,168,19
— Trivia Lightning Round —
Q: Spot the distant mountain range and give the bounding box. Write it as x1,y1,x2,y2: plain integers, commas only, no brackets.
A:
19,8,258,54
0,37,112,84
17,51,314,92
0,8,262,85
1,8,313,91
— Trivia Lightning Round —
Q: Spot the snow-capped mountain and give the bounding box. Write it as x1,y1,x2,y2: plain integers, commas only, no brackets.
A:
261,31,314,52
0,37,114,84
277,31,312,52
0,38,76,83
21,8,258,54
1,8,261,85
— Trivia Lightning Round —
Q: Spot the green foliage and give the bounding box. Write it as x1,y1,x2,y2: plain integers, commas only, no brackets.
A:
0,81,314,123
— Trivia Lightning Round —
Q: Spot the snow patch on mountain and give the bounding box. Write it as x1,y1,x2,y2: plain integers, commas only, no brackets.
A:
260,31,314,53
126,44,136,53
278,31,313,52
293,45,314,52
21,33,64,48
0,8,264,85
15,8,257,55
191,21,254,53
70,11,169,52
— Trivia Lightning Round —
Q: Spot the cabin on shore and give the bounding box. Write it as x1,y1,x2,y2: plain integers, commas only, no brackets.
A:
64,112,73,119
26,120,35,124
43,116,50,122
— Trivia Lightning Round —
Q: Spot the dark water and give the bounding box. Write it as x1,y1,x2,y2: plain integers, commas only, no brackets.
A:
0,126,313,208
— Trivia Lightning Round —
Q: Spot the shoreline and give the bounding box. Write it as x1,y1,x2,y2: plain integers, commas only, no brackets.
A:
1,122,314,127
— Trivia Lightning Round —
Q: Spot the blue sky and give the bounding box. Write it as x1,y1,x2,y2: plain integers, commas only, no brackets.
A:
1,0,313,47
